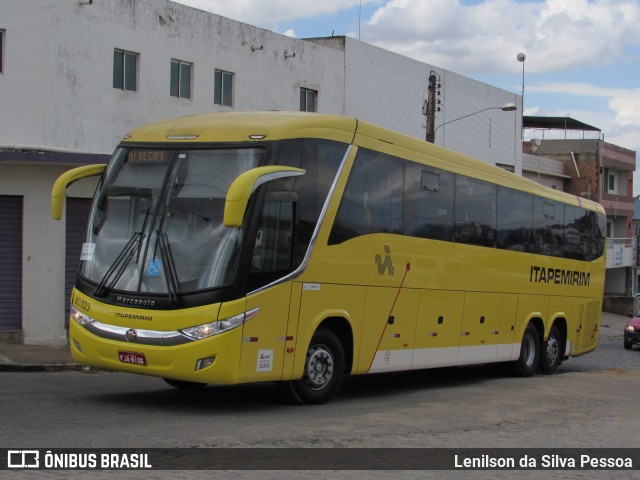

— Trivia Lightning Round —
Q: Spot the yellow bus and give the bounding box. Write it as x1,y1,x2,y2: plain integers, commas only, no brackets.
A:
52,112,606,404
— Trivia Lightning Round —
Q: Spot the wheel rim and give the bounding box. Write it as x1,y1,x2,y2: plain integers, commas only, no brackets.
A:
304,344,334,390
546,335,559,366
523,333,537,367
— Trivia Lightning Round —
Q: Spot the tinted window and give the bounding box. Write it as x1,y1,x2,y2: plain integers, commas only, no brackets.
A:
327,146,605,262
264,139,344,261
533,198,564,257
329,149,403,244
497,187,533,252
404,163,454,241
454,176,496,247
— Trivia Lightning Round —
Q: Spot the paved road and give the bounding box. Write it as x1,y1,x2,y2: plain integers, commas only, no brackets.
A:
1,316,638,479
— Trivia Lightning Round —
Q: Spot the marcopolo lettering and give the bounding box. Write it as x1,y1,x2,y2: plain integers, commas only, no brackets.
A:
530,266,590,287
116,296,156,307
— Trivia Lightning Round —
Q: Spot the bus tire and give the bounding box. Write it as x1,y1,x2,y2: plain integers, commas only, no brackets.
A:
510,323,539,377
540,324,562,374
163,378,207,390
280,327,345,405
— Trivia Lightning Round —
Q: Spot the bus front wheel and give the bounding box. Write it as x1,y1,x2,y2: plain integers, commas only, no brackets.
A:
280,327,345,405
510,323,540,377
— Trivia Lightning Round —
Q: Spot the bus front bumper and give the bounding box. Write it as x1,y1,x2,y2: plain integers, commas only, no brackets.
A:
69,319,242,385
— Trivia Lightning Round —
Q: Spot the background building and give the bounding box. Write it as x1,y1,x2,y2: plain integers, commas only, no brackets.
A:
2,0,521,345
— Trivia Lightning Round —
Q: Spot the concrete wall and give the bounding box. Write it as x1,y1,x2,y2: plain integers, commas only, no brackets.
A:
2,0,345,153
337,37,522,174
1,165,71,346
522,153,566,191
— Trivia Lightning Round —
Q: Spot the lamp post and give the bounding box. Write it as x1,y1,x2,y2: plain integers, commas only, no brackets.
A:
517,52,526,139
433,102,517,138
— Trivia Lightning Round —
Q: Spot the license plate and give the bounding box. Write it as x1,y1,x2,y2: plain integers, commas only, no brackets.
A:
118,351,146,366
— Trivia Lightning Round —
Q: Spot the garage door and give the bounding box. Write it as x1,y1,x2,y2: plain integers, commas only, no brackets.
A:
0,196,23,330
65,198,92,326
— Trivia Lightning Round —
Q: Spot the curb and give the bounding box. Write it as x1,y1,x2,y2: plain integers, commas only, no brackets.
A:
0,363,84,373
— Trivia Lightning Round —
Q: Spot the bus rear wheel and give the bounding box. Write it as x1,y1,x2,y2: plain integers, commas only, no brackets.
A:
280,327,345,405
540,324,562,374
510,323,540,377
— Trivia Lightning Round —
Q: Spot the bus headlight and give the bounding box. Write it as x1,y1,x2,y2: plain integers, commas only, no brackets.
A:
180,307,259,340
70,305,96,326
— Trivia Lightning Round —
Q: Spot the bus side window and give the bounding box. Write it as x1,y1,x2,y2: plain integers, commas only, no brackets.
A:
533,198,564,257
328,149,403,244
404,163,454,241
454,175,496,247
496,187,533,252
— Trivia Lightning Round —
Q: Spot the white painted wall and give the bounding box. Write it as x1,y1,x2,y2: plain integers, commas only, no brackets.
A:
0,165,69,345
2,0,345,153
336,37,522,174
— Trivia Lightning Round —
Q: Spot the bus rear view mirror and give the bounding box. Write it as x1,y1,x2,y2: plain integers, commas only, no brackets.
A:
51,164,107,220
224,166,305,228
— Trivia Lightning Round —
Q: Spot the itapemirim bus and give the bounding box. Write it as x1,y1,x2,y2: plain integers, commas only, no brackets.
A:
52,112,606,404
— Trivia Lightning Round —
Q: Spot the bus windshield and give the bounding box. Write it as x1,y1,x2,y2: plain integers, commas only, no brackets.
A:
81,147,263,297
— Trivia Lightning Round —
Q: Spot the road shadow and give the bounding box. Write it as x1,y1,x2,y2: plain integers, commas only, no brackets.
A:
78,362,519,412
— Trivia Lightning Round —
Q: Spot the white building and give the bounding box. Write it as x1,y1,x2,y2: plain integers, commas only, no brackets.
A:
1,0,522,345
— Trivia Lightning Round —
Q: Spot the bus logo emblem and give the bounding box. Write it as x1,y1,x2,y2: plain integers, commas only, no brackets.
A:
125,329,138,342
375,245,395,275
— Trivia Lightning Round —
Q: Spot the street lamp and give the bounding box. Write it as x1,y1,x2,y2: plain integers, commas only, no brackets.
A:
433,102,517,137
517,52,526,139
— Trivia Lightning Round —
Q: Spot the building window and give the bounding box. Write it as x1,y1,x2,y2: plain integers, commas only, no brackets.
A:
300,87,317,112
607,169,616,193
214,69,233,107
0,30,5,74
170,59,192,99
113,49,138,91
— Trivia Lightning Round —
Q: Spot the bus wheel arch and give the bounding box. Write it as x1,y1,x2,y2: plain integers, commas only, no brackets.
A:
318,316,353,374
510,320,542,377
280,324,347,405
541,319,566,375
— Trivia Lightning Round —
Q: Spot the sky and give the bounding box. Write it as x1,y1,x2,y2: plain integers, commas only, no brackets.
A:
174,0,640,192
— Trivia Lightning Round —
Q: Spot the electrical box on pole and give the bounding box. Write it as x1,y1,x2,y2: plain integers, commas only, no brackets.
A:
425,72,437,143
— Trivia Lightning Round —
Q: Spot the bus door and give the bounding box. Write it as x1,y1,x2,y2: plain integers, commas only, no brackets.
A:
238,195,297,383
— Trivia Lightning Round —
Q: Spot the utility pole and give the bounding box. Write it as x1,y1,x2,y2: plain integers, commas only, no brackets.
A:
425,72,437,143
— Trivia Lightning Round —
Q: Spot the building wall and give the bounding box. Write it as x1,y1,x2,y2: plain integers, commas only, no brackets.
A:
2,0,346,153
1,165,68,345
335,37,522,174
521,152,566,191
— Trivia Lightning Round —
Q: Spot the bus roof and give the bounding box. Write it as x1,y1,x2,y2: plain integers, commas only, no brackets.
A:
121,111,604,215
123,111,358,145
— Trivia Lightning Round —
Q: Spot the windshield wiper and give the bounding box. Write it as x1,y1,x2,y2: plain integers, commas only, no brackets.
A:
155,231,181,305
149,204,181,305
93,208,151,298
93,232,141,297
